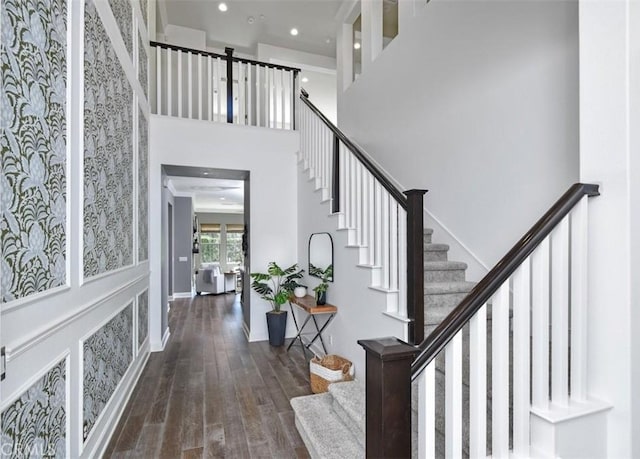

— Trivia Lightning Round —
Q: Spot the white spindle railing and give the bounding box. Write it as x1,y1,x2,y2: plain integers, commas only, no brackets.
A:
299,100,410,316
414,191,596,457
152,42,298,129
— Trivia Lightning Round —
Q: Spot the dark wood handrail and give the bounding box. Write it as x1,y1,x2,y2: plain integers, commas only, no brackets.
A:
410,182,600,380
300,90,408,210
149,41,301,73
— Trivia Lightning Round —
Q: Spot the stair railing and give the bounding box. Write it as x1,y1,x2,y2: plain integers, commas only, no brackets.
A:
299,90,427,344
359,182,600,458
151,41,300,129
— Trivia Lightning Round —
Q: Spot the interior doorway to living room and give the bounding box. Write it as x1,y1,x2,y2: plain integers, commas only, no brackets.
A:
161,165,250,323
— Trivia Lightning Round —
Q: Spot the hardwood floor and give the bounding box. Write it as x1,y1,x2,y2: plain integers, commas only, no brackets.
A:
104,294,312,458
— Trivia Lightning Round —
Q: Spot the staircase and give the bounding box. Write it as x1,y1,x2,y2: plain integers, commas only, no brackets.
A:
291,228,476,458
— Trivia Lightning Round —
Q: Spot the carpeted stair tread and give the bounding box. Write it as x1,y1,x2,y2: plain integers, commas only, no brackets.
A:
329,381,365,446
424,281,476,295
424,243,449,252
291,393,364,459
424,261,468,270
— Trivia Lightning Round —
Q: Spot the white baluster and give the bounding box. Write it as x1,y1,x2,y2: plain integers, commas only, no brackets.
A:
238,63,245,125
281,69,286,129
339,143,347,227
267,67,272,128
570,197,588,401
198,53,203,120
216,57,223,122
368,173,376,265
513,258,531,457
177,50,182,117
445,331,463,459
532,237,550,410
470,304,487,458
156,46,162,114
344,151,352,228
187,51,192,118
256,65,261,127
247,64,253,126
551,216,570,406
207,55,212,121
166,48,172,116
418,362,436,459
397,207,407,317
389,202,398,294
361,171,371,264
492,282,510,458
381,191,390,289
356,162,363,245
374,182,383,272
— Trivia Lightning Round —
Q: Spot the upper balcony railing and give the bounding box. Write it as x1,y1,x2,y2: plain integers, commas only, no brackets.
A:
151,42,300,130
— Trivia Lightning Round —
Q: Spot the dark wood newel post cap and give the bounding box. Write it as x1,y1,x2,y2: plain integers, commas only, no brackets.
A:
300,88,309,98
358,337,419,360
224,47,234,55
403,189,428,197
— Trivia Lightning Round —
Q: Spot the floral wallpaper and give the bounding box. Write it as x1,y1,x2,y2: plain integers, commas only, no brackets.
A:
83,0,133,278
108,0,132,58
1,359,66,457
138,34,147,99
138,108,148,262
1,0,67,303
83,303,133,441
138,290,148,348
139,0,147,28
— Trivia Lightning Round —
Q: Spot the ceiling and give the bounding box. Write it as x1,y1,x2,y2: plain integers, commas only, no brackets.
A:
158,0,344,58
167,176,244,213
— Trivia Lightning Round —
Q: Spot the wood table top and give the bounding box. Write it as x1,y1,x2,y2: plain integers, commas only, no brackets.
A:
289,295,337,314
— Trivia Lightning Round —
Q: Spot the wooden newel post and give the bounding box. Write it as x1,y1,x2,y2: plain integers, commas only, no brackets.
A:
358,337,419,458
225,47,234,123
405,189,428,345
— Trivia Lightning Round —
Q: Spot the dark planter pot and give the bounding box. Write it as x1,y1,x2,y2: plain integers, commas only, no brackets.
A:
266,310,288,346
316,291,327,305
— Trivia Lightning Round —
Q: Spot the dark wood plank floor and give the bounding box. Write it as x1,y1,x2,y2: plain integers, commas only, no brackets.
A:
104,294,312,458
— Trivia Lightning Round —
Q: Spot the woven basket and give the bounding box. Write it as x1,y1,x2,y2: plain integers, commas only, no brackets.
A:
309,355,354,394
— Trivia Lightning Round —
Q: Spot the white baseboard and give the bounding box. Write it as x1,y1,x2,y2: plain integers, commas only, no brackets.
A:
242,321,250,341
161,327,171,350
172,292,192,299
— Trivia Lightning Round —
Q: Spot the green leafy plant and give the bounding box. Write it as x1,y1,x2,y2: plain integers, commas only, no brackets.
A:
251,262,304,312
310,263,333,296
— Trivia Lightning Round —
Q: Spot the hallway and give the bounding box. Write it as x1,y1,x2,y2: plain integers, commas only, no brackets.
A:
104,294,311,458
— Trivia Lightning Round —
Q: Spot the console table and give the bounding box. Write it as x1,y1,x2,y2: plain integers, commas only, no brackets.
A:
287,295,337,357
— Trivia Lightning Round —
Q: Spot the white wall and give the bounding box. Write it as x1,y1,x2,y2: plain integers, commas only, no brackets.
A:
150,116,299,341
337,0,580,271
296,163,405,378
579,1,640,456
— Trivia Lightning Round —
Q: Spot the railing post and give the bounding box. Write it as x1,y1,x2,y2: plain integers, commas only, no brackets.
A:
358,337,418,458
405,189,428,344
225,47,234,123
292,71,299,130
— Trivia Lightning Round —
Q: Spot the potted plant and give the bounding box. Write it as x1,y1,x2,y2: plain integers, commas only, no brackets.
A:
310,264,333,305
251,262,304,346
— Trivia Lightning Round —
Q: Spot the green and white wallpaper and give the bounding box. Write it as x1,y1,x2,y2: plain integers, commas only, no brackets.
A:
139,0,147,28
1,0,67,303
0,359,67,457
83,0,134,278
108,0,132,58
138,289,148,348
138,107,148,262
83,303,133,441
138,34,148,99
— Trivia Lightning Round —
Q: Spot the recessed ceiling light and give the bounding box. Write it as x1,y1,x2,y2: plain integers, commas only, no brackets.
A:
247,16,255,24
325,38,331,44
220,197,226,200
218,2,228,12
354,42,361,50
290,28,299,36
301,77,309,83
203,172,209,175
